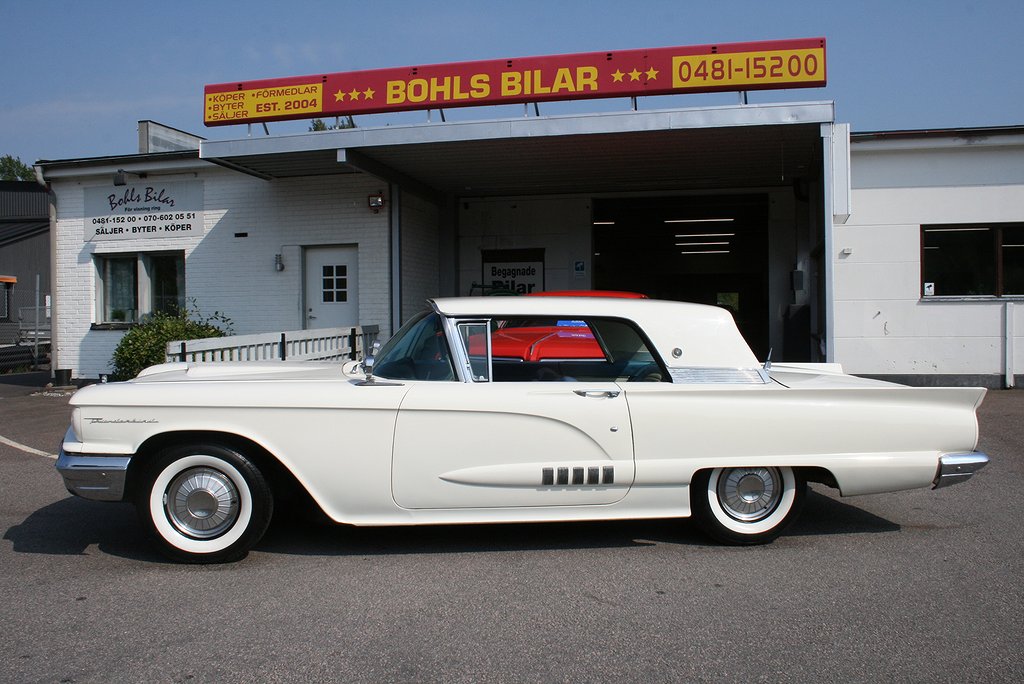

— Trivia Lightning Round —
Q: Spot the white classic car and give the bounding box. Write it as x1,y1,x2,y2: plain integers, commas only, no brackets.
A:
57,297,989,563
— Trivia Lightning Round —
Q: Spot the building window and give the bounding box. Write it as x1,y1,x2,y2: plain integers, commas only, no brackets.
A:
0,284,9,320
922,223,1024,297
321,264,348,303
95,251,185,324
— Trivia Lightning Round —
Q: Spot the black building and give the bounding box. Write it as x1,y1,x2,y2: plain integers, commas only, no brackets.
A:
0,180,50,354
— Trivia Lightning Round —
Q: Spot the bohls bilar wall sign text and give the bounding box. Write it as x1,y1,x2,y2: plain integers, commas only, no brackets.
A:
85,181,203,241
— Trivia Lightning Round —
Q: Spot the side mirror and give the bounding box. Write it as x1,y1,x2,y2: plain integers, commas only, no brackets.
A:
363,340,381,382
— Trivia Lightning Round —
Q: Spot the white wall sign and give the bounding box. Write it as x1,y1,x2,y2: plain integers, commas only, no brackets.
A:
85,180,203,241
482,248,545,294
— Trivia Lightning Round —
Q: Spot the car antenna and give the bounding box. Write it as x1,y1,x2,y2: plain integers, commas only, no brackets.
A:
763,347,773,371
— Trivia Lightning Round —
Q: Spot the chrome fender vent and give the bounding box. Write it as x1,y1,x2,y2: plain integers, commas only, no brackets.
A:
541,466,614,486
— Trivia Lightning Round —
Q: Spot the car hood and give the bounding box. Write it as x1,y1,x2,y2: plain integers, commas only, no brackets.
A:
133,361,355,383
69,361,380,411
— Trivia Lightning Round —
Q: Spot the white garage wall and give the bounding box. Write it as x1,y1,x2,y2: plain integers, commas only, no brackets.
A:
457,197,592,295
400,191,441,323
838,137,1024,383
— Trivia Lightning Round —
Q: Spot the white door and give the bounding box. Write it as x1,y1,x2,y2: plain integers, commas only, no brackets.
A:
392,381,635,509
304,246,358,328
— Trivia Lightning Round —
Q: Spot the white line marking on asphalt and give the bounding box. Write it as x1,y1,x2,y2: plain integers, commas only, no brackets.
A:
0,434,57,459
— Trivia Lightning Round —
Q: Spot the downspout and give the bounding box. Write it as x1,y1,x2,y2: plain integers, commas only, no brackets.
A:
35,164,59,382
820,124,836,363
389,182,401,334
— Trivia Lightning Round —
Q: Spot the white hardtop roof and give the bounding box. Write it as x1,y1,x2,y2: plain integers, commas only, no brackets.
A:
431,297,759,368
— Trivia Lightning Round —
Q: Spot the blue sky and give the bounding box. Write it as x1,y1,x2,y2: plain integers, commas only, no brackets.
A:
2,0,1021,166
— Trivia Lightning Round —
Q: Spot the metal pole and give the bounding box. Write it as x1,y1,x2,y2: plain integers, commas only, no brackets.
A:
1005,301,1015,389
33,274,40,369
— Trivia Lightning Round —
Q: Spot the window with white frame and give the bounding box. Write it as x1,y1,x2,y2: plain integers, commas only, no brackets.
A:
0,283,9,320
95,251,185,324
922,223,1024,297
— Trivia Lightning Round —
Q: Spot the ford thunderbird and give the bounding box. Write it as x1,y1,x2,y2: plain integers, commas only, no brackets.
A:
56,297,989,563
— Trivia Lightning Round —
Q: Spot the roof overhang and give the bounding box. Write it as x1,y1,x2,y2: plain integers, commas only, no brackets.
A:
36,151,203,182
200,101,835,198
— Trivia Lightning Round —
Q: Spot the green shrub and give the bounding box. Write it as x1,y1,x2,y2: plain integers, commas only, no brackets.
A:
110,307,232,380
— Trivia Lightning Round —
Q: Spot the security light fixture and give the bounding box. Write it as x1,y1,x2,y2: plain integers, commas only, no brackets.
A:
113,169,147,186
368,192,385,213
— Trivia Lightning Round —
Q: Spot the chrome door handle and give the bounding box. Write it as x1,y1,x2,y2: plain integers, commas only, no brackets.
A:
573,390,620,398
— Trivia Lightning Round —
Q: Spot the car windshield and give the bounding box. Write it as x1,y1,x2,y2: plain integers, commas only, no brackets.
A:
373,311,456,381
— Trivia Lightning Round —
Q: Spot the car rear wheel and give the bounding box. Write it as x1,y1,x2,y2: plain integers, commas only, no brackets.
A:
691,466,805,544
136,443,273,563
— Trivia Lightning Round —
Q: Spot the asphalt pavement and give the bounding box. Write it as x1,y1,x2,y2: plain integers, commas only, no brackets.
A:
1,371,1021,683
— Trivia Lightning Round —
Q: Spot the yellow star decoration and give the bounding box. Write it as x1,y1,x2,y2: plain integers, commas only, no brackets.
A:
348,88,361,100
334,89,346,102
646,67,659,80
611,69,625,83
628,69,642,82
363,87,375,100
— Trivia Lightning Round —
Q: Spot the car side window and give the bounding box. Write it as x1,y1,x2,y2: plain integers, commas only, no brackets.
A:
488,315,665,382
457,321,492,382
373,312,456,381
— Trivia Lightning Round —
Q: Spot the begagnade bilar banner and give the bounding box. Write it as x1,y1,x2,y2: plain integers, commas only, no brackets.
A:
204,38,825,126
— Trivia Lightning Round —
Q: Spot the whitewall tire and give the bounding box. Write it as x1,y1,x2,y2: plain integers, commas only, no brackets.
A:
692,466,805,545
137,444,273,563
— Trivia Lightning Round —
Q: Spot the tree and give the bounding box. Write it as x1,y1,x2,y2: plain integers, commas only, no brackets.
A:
308,116,355,132
110,305,232,380
0,154,34,181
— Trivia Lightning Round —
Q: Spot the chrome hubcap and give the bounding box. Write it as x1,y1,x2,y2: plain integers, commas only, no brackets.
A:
164,467,240,539
717,467,782,522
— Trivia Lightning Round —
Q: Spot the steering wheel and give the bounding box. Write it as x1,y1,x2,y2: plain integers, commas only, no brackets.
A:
628,363,664,382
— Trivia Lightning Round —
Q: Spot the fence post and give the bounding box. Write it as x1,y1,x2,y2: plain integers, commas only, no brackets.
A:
280,333,287,361
349,327,358,360
180,341,187,362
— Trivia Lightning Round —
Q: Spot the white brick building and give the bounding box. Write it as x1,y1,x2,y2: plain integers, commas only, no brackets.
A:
36,117,1024,387
42,151,399,378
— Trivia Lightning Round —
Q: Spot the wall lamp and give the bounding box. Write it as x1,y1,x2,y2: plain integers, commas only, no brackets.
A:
113,169,147,186
368,191,385,213
274,254,285,272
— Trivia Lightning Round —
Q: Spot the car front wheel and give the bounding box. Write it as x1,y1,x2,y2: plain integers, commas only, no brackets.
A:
136,443,273,563
691,466,805,544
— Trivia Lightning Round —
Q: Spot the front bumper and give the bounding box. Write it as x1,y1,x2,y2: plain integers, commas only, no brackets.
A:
933,452,990,489
55,450,132,501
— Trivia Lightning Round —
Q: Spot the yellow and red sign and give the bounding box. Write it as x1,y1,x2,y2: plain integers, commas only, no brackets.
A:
204,38,825,127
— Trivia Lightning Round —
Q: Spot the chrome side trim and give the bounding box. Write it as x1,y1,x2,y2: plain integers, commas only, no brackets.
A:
668,367,770,385
55,450,132,501
933,452,990,489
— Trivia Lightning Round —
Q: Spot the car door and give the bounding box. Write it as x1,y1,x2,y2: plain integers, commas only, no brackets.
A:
391,380,634,509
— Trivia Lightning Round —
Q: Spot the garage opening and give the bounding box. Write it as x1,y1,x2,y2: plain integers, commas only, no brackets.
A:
592,195,770,359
